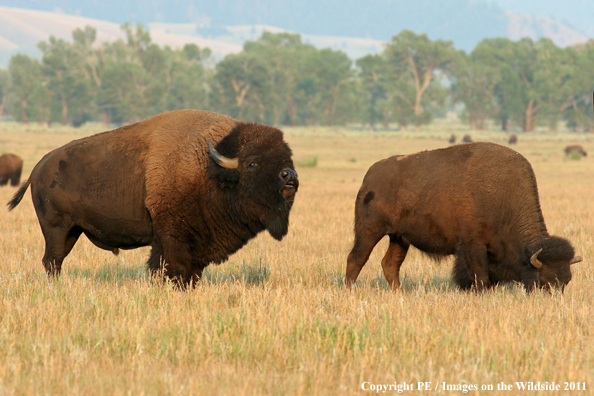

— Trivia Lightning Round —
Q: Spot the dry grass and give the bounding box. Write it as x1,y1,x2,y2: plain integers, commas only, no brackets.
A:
0,120,593,395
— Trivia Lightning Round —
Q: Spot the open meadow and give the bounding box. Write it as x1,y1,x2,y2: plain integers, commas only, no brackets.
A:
0,120,593,395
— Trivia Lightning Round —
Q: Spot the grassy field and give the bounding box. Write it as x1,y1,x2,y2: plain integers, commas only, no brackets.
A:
0,120,593,395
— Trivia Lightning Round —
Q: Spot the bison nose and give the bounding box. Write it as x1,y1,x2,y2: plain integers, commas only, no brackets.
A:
280,169,297,182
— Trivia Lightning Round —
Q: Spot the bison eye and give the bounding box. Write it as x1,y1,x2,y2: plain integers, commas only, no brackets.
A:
248,162,258,169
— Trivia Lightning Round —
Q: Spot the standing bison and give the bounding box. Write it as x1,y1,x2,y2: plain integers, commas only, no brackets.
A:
0,153,23,186
462,134,473,143
346,142,582,292
8,110,299,285
508,134,517,145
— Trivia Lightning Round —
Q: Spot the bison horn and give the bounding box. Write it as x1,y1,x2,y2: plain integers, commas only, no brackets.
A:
569,256,583,265
209,140,238,169
530,248,543,269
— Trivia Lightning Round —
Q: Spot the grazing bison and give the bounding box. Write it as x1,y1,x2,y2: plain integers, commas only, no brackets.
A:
346,142,582,292
448,134,456,144
508,134,517,145
462,134,473,143
564,145,587,157
0,153,23,187
8,110,299,285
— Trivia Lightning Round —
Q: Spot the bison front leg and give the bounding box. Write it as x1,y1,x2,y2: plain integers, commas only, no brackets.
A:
381,236,409,290
453,244,492,291
147,239,203,288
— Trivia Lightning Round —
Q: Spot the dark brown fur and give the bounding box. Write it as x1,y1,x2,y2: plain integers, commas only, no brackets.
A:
8,110,299,286
564,145,587,157
346,142,580,292
462,134,473,143
0,153,23,186
508,134,517,145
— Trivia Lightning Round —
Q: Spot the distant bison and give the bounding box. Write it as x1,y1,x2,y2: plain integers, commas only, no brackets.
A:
564,145,587,157
8,110,299,286
462,134,472,143
346,142,582,292
0,153,23,187
448,134,456,144
508,134,517,145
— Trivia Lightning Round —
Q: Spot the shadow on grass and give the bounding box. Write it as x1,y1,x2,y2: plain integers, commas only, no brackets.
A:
202,258,270,286
67,263,148,283
335,272,458,293
338,272,531,294
66,258,270,287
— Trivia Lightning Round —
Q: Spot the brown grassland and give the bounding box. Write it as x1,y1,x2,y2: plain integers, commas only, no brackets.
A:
0,120,593,395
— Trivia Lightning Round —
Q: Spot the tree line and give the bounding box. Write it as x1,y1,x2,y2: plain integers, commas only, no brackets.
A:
0,24,593,132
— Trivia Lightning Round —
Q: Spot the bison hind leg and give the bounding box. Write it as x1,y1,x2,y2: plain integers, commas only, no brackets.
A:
381,235,410,290
41,225,82,277
453,244,491,290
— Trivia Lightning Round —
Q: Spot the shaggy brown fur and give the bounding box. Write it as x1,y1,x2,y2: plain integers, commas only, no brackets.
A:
8,110,299,286
346,142,581,291
564,145,587,157
0,153,23,186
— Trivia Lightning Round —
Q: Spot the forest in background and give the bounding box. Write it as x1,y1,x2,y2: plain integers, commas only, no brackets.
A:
0,24,593,132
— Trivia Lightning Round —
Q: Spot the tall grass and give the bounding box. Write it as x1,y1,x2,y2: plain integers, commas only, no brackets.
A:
0,121,592,395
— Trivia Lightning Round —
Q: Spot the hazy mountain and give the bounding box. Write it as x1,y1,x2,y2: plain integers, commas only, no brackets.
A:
0,0,510,50
0,0,591,68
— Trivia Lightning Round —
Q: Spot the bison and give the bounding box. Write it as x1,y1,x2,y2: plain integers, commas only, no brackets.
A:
564,145,587,157
462,134,473,143
346,142,582,292
8,110,299,286
448,134,456,144
0,153,23,187
508,134,517,145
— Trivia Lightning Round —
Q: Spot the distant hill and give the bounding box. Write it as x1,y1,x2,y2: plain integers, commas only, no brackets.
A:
0,1,591,68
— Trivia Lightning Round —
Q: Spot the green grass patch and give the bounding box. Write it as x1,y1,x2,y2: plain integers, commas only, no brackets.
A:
296,156,318,168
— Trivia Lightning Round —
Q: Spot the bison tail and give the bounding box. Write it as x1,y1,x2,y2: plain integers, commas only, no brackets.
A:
7,179,31,211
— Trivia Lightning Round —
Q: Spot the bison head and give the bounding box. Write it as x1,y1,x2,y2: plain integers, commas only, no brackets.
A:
208,123,299,240
521,236,582,291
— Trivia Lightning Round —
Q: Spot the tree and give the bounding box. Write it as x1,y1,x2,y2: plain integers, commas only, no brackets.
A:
384,30,459,128
165,44,212,112
566,39,594,131
242,32,308,126
8,55,48,124
97,24,164,124
98,60,153,124
306,48,356,125
451,52,499,130
356,54,389,129
473,38,542,132
0,68,9,119
213,52,271,122
532,39,579,132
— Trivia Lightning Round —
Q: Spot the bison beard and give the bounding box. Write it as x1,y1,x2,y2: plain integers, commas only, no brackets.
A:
346,142,582,292
264,200,293,241
7,110,298,287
